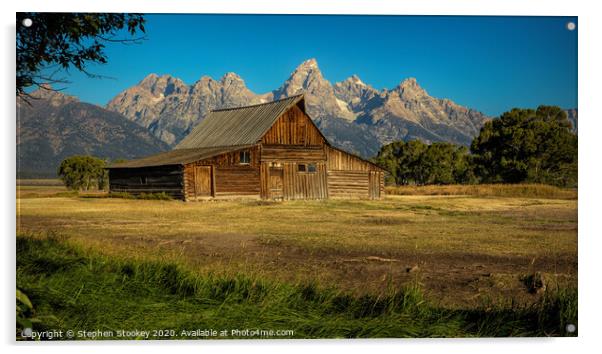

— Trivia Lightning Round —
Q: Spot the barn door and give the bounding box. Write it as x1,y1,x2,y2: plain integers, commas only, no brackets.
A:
269,167,284,199
194,166,213,198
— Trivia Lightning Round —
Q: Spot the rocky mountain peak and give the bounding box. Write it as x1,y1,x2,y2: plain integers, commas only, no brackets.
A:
195,75,214,84
336,74,377,93
221,72,243,82
349,74,366,86
334,75,380,114
299,58,319,70
137,73,186,97
107,69,265,145
273,58,357,121
139,73,160,88
275,58,326,97
395,77,428,99
220,72,246,88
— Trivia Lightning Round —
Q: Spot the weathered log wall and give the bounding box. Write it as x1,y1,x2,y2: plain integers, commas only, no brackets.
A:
326,146,376,172
260,161,328,200
368,170,385,199
108,166,185,199
325,146,384,199
261,145,326,162
214,167,260,196
183,146,261,200
327,170,369,198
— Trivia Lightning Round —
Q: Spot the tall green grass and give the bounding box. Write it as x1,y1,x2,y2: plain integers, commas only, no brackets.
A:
16,233,577,339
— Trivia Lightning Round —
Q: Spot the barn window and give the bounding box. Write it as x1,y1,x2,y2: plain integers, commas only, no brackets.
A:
239,150,251,164
297,163,316,173
140,176,147,185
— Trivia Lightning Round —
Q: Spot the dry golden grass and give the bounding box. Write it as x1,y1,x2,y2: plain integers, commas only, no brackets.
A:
16,179,107,199
16,186,577,307
17,178,63,186
16,185,73,198
386,184,577,200
16,195,577,257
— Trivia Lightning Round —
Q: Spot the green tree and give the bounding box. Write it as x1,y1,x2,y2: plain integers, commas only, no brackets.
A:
375,140,474,185
451,145,477,184
470,106,577,187
404,140,429,185
420,143,465,184
17,13,145,98
374,140,428,185
57,156,108,191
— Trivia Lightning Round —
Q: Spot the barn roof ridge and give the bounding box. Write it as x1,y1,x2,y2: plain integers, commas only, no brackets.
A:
210,94,305,113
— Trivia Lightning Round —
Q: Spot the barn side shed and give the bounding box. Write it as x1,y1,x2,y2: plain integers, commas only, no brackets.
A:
107,94,385,201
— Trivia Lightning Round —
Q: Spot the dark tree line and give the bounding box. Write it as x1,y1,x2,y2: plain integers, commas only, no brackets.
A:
374,106,577,187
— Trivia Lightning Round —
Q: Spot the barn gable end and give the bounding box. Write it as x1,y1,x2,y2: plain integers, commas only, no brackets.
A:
261,103,326,146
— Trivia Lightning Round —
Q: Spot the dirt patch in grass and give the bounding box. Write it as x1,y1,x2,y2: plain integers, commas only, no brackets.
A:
59,228,576,309
251,240,576,308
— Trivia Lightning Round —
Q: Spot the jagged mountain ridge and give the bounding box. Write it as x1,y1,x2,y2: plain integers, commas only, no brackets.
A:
17,89,170,178
106,58,491,157
106,72,270,145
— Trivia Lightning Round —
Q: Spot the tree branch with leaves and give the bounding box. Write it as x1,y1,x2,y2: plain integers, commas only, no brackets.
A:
16,13,146,100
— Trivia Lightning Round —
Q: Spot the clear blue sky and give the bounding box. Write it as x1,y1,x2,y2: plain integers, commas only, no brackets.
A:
55,14,577,117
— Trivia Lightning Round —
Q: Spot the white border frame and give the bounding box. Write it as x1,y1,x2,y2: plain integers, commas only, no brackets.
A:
3,1,600,353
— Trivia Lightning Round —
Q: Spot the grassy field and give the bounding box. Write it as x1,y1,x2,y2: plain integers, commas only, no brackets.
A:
15,181,578,338
16,234,576,339
386,183,577,199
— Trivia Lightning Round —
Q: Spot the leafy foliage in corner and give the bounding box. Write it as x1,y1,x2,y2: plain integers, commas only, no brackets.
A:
16,288,34,331
57,155,108,191
471,106,577,187
16,13,145,98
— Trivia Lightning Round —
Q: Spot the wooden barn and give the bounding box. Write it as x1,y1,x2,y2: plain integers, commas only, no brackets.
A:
107,95,385,201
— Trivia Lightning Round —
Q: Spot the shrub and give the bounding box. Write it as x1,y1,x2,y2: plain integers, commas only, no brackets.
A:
57,156,108,191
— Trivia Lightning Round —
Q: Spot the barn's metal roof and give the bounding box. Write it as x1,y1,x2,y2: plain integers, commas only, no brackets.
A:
107,145,254,168
175,94,305,149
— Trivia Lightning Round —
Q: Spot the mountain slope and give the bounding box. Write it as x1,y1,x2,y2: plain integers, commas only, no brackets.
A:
17,89,169,178
106,58,490,157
